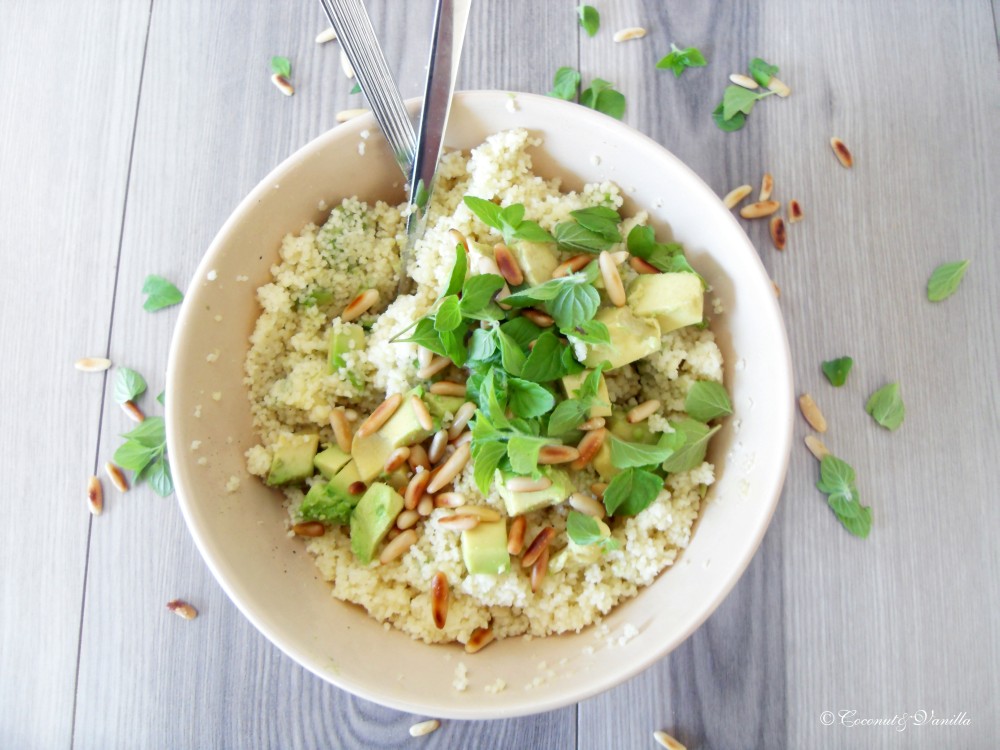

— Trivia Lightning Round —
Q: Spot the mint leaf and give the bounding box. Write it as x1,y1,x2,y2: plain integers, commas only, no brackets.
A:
722,85,774,121
397,318,446,356
565,320,610,345
471,438,507,495
434,295,462,332
349,82,361,94
497,330,526,376
500,317,543,348
586,86,625,119
548,66,582,100
547,399,590,436
748,57,778,87
443,243,468,297
142,275,183,312
655,43,707,77
467,328,498,363
463,196,503,230
816,454,871,538
508,377,555,419
566,510,619,551
113,440,160,472
460,275,505,320
553,221,615,253
507,434,550,474
113,367,147,404
270,56,291,78
503,263,598,308
156,391,165,406
816,454,855,495
661,418,719,473
438,325,468,366
685,381,732,421
144,456,174,497
865,383,905,431
520,332,567,382
513,221,555,244
570,206,621,242
712,102,746,132
608,434,676,469
577,5,599,36
927,260,970,302
121,416,166,449
549,283,600,331
603,468,662,516
626,225,684,271
821,357,853,387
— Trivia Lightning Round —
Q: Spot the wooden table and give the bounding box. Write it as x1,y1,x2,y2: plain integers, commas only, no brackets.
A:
3,1,997,747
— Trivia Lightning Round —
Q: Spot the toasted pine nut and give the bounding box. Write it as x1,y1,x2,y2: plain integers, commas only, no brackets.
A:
571,427,607,470
348,481,367,495
448,228,469,253
552,254,591,278
455,505,502,523
538,445,581,465
452,430,472,447
723,184,753,209
494,243,524,286
798,394,828,433
569,492,606,519
610,250,630,265
356,392,403,438
788,199,804,223
166,599,198,620
436,513,480,531
428,429,449,464
409,395,433,432
74,357,112,372
599,251,626,307
270,73,294,96
417,355,451,380
506,476,552,493
507,516,527,555
315,27,337,44
384,447,410,473
429,380,466,397
804,435,830,461
386,527,400,541
408,444,430,472
590,482,608,498
612,26,646,42
522,308,555,327
530,546,549,592
770,216,786,251
448,402,477,440
396,509,420,530
417,346,434,369
465,626,495,654
339,48,355,79
335,108,367,123
767,76,791,97
653,730,686,750
427,443,471,493
739,200,781,219
772,281,781,298
87,475,103,516
409,719,441,738
417,496,434,516
330,408,353,452
579,416,606,430
379,529,417,563
292,521,325,537
104,462,128,493
830,137,852,168
628,256,659,275
434,491,466,508
405,468,432,510
341,288,379,322
627,399,661,423
729,73,758,90
121,400,145,423
521,527,555,568
430,571,449,629
759,172,774,201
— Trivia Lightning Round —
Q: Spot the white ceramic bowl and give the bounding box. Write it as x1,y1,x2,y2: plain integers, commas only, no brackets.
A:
167,91,793,719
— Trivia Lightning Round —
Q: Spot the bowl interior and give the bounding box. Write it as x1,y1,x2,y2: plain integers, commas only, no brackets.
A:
167,91,793,719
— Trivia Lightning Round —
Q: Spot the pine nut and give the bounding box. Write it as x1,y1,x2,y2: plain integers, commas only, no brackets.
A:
579,416,606,430
335,108,367,123
404,470,431,510
569,492,606,519
530,546,549,592
448,402,477,440
612,26,646,42
610,250,629,265
452,430,472,447
379,529,417,563
396,509,420,530
409,719,441,738
465,626,495,654
409,395,433,432
417,496,434,516
767,76,790,97
723,184,753,209
772,281,781,298
87,475,103,516
494,243,524,286
387,527,400,541
408,444,430,472
74,357,112,372
590,482,608,498
627,399,661,423
417,356,451,380
506,476,552,493
653,730,686,750
121,400,145,423
804,435,830,461
538,445,581,465
788,199,804,223
348,481,367,495
431,571,449,629
339,48,355,78
293,521,325,537
798,394,828,433
552,254,592,278
830,137,853,168
166,599,198,620
455,505,502,523
436,513,480,531
315,27,337,44
434,491,467,508
759,172,774,201
428,429,449,463
521,527,555,568
384,447,410,473
343,408,359,422
628,256,659,275
770,216,786,250
729,73,758,90
599,251,626,307
341,288,379,322
522,308,555,327
104,462,128,493
356,392,403,438
330,408,353,452
507,515,527,555
739,200,781,219
270,73,294,96
429,380,466,397
427,443,471,493
571,427,607,470
448,228,470,253
417,346,434,369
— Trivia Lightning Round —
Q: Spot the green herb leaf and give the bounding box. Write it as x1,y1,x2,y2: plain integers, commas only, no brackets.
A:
829,496,873,538
144,456,174,497
548,66,582,100
712,102,746,132
501,203,525,228
349,82,361,94
270,56,291,78
397,318,446,356
865,383,905,431
603,468,662,516
443,244,468,297
608,434,677,469
821,356,853,387
722,85,774,121
467,328,498,362
546,399,590,436
816,454,871,538
500,317,543,348
113,440,160,472
581,81,625,119
497,330,526,376
748,57,778,87
460,274,505,316
297,287,334,308
503,264,598,308
927,260,970,302
570,206,621,242
685,381,732,421
439,325,469,366
514,221,555,244
626,225,684,271
549,283,600,331
508,377,556,418
660,418,719,473
433,295,462,332
507,434,551,474
113,367,147,404
577,5,600,36
463,195,503,230
141,275,183,312
553,221,615,253
156,391,165,406
816,454,856,495
471,437,507,495
520,332,567,382
566,510,620,551
565,320,610,345
121,416,166,449
655,43,708,77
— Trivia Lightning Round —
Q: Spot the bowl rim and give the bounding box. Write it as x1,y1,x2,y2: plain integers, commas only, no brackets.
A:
167,89,794,718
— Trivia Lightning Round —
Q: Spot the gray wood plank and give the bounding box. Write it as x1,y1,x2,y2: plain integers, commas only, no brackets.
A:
71,1,578,747
0,1,150,747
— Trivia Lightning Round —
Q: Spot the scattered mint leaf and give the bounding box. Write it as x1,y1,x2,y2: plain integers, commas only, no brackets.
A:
438,325,468,366
270,56,291,78
503,263,598,308
142,275,183,312
722,85,774,121
712,103,746,132
463,195,503,230
467,328,498,362
655,43,707,77
548,66,582,100
113,440,160,472
507,377,555,418
433,295,462,332
626,225,684,271
513,221,555,244
570,206,621,243
660,418,719,473
581,78,626,119
113,367,147,404
143,456,174,497
821,357,853,387
577,5,600,36
816,454,871,538
927,260,970,302
685,381,732,421
156,391,165,406
114,416,172,496
349,82,361,94
608,434,675,469
120,415,167,448
566,510,620,552
865,383,905,431
748,57,778,87
603,467,662,516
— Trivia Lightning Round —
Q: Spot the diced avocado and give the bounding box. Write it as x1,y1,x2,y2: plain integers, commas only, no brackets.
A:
383,466,409,491
328,323,365,373
298,480,355,525
350,482,404,564
461,519,511,575
592,442,620,481
581,306,661,370
608,409,658,444
424,393,465,421
351,433,392,483
330,459,362,497
351,390,435,482
314,445,351,479
627,273,703,333
266,434,319,486
561,370,612,418
511,241,559,285
497,467,574,516
549,519,612,572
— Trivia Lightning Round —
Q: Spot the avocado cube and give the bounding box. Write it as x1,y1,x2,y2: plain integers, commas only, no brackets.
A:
560,370,612,418
266,434,319,486
581,306,661,370
351,390,435,482
314,445,351,479
497,468,574,517
424,393,465,421
350,482,405,565
328,323,366,373
608,409,658,444
298,480,355,526
330,460,362,496
461,519,511,575
592,441,620,481
627,273,703,333
511,241,559,286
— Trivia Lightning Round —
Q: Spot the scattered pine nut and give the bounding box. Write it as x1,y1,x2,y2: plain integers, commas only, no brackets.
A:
729,73,758,90
448,228,470,253
436,513,480,531
590,482,608,498
428,429,449,464
759,172,774,202
74,357,112,372
723,184,753,209
798,393,828,433
579,416,606,430
395,509,420,531
335,108,367,123
315,27,337,44
507,516,527,555
740,200,781,219
431,572,449,629
270,74,294,96
87,475,103,516
409,719,441,738
452,430,472,447
830,137,853,168
348,481,367,495
804,435,830,461
455,505,502,523
379,529,417,563
339,49,355,79
612,27,646,42
417,496,434,516
788,199,804,223
448,402,477,440
341,288,379,322
434,491,466,508
166,599,198,620
772,280,781,298
104,462,128,493
121,400,145,423
767,77,791,97
552,254,591,278
405,470,432,510
427,443,471,493
383,446,410,473
292,521,325,537
599,251,627,307
408,443,431,471
653,730,686,750
770,216,786,251
465,626,495,654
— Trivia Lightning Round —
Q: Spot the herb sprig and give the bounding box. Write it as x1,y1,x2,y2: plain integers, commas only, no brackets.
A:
545,68,626,119
577,5,600,37
656,44,707,77
865,383,905,431
113,416,173,497
566,510,620,551
927,260,970,302
142,275,183,312
816,454,872,538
